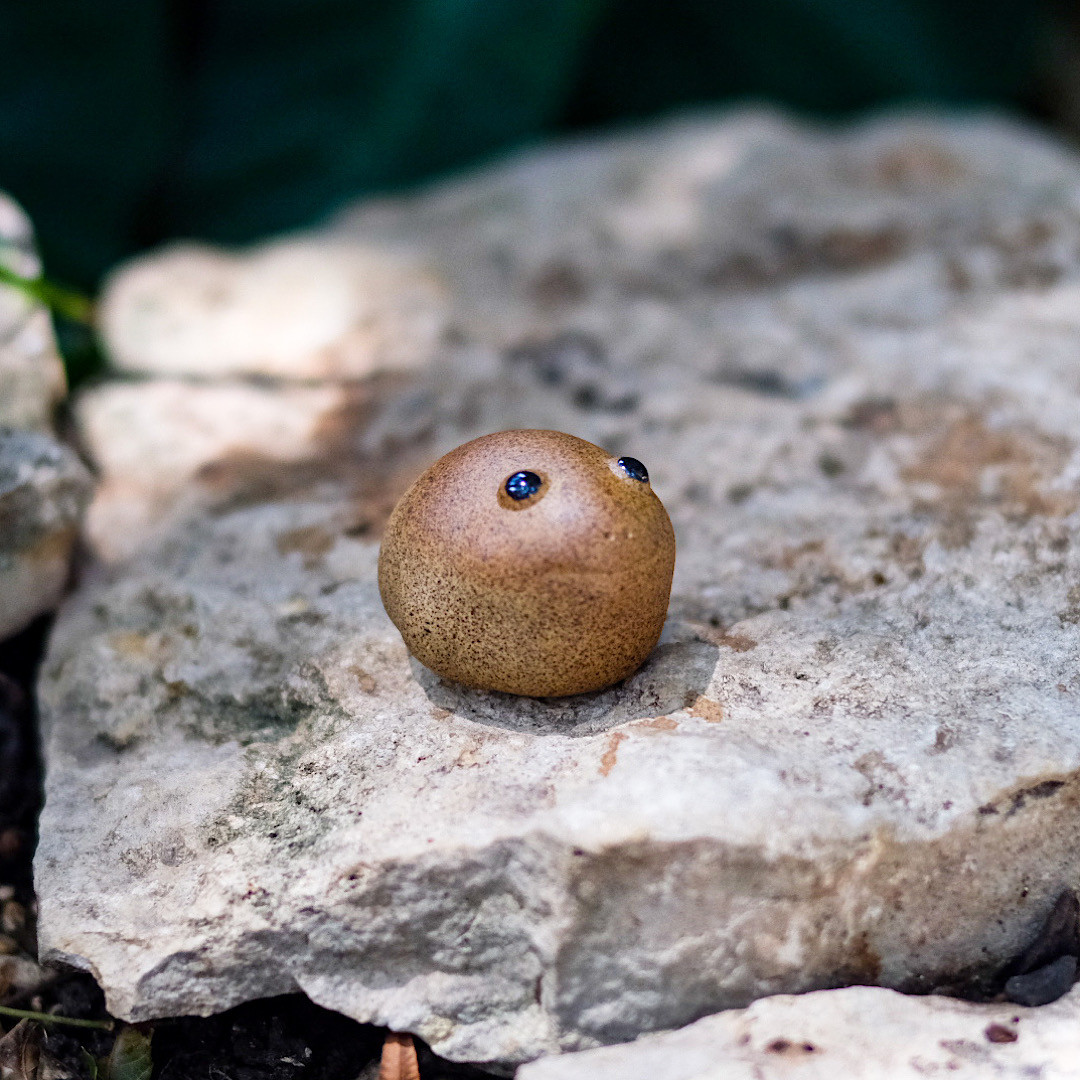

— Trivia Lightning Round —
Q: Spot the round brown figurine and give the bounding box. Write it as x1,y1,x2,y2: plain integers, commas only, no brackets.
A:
378,429,676,697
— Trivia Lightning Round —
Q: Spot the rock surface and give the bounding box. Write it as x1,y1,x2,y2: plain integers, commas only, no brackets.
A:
36,110,1080,1069
0,193,89,641
519,983,1080,1080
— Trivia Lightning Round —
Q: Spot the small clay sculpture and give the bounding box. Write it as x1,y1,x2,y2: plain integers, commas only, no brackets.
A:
378,429,676,697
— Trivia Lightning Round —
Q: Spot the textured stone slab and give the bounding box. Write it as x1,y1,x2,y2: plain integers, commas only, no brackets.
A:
519,984,1080,1080
36,110,1080,1069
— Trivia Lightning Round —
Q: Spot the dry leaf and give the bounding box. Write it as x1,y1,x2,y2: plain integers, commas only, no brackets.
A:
0,1020,40,1080
378,1032,419,1080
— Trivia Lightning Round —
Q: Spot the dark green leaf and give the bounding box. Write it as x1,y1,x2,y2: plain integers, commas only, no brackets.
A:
78,1050,96,1080
98,1028,151,1080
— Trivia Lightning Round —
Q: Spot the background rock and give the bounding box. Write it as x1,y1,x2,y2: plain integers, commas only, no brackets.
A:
100,240,449,380
0,431,90,641
86,235,449,560
0,194,66,433
519,983,1080,1080
0,193,89,641
36,110,1080,1069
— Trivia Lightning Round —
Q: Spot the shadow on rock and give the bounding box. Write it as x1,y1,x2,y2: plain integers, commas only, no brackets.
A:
414,639,719,737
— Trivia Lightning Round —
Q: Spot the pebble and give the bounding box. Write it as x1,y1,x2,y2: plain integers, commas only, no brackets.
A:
1004,954,1078,1007
2,901,27,935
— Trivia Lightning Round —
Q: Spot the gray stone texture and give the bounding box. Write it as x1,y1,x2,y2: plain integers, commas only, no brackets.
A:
0,194,67,433
36,111,1080,1069
0,193,89,640
0,431,90,641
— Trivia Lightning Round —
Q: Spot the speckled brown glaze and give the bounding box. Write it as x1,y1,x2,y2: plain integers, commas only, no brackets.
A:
378,430,676,697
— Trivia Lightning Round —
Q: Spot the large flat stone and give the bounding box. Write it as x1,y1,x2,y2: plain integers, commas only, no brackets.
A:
519,984,1080,1080
36,111,1080,1069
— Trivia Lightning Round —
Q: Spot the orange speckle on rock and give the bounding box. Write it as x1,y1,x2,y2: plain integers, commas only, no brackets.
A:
600,731,628,776
634,716,679,731
689,696,724,723
347,665,377,694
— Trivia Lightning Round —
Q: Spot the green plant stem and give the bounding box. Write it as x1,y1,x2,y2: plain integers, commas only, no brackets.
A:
0,264,94,325
0,1005,114,1030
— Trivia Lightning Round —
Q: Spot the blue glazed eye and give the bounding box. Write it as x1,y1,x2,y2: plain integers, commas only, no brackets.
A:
505,471,543,500
617,456,649,483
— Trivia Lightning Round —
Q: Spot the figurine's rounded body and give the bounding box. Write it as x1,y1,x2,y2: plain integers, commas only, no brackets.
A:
378,430,675,697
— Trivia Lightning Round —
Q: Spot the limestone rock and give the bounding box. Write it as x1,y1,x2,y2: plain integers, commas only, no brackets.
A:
0,431,90,641
519,984,1080,1080
37,110,1080,1070
0,194,66,432
100,240,450,380
0,193,88,641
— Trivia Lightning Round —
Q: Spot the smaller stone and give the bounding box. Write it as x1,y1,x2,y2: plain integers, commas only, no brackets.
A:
0,955,48,999
99,240,449,380
75,379,373,562
0,193,67,433
1008,891,1080,977
0,430,91,641
2,901,26,935
1004,954,1078,1007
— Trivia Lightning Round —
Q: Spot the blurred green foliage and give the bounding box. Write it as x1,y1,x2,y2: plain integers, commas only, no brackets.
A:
0,0,1050,293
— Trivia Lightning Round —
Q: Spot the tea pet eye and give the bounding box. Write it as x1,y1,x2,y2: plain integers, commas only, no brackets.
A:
378,429,675,698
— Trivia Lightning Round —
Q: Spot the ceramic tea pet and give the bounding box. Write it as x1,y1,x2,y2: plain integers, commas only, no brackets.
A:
379,430,675,697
